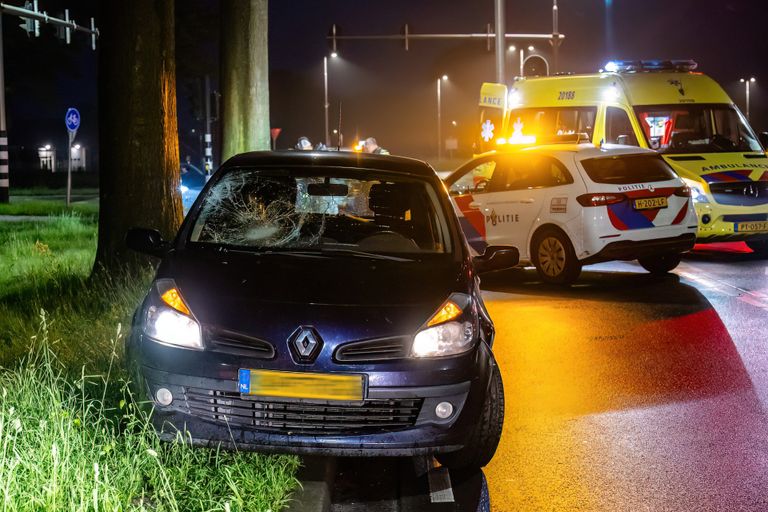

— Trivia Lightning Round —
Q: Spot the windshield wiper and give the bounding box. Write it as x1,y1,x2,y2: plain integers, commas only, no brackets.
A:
316,248,415,262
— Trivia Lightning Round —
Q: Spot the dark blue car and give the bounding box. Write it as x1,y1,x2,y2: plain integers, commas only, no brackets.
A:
125,151,518,470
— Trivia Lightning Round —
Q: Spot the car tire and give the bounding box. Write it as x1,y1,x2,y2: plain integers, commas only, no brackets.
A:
746,240,768,257
531,228,581,285
637,253,682,274
436,364,504,471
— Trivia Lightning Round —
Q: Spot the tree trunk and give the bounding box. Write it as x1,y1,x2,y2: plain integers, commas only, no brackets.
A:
220,0,271,161
94,0,182,273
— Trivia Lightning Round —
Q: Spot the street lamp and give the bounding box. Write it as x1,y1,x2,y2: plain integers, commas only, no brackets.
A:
740,77,756,120
437,75,448,161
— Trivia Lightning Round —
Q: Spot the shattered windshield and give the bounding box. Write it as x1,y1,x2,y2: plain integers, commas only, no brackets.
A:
188,169,452,254
633,104,762,154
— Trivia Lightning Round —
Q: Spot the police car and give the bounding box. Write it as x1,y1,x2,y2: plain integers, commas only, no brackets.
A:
446,143,698,284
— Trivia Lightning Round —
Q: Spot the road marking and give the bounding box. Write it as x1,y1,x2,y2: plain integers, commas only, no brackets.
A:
428,466,455,503
678,266,768,311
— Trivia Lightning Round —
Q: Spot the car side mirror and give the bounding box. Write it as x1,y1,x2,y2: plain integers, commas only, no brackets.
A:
472,245,519,273
126,228,171,258
758,132,768,150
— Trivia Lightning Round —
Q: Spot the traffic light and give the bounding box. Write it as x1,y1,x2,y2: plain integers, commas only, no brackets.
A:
18,1,40,37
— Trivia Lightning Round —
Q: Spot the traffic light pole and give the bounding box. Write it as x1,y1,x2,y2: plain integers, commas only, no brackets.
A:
0,1,99,203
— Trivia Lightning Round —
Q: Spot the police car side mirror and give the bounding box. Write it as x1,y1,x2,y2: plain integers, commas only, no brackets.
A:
758,132,768,150
473,245,519,273
126,228,171,258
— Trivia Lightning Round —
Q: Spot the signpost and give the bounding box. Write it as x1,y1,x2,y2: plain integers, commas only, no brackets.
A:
65,107,79,207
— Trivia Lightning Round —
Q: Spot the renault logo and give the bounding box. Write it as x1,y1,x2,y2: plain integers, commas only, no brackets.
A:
288,326,323,363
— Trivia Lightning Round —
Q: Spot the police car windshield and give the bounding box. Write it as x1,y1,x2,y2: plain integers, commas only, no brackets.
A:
187,169,452,255
634,104,762,154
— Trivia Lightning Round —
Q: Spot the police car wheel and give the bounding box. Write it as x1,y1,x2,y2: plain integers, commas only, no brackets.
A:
532,228,581,285
637,253,682,274
746,240,768,257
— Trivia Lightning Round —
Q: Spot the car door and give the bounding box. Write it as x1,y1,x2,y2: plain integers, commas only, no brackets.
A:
447,156,499,254
479,155,549,253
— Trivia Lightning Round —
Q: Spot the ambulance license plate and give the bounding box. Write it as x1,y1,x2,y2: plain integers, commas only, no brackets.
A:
238,369,364,401
633,197,668,210
736,221,768,233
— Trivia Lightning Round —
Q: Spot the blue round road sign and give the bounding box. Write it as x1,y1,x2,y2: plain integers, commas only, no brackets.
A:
65,108,80,132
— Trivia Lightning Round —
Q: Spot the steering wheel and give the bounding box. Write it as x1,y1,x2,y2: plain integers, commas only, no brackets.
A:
710,133,735,151
358,231,419,251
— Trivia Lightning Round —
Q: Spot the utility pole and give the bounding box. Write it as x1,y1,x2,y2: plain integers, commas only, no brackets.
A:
437,77,442,161
494,0,505,83
551,0,561,74
0,1,99,204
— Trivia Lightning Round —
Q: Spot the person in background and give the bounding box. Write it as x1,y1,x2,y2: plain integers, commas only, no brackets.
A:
363,137,390,155
296,137,313,150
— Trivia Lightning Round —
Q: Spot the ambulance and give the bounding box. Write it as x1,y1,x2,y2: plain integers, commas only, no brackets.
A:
476,60,768,255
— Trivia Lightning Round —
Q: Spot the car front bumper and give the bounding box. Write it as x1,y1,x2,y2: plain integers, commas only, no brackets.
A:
126,334,494,457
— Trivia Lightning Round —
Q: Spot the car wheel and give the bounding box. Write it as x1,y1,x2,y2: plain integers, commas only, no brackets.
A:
531,228,581,285
436,364,504,471
637,253,682,274
746,240,768,257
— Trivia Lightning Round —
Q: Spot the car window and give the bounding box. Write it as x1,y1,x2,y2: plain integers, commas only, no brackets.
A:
448,160,497,195
605,107,639,146
189,169,452,254
580,154,677,184
486,156,573,192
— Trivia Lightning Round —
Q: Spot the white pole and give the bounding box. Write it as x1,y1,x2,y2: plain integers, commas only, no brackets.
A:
746,80,751,120
324,56,330,146
519,48,524,77
66,130,73,207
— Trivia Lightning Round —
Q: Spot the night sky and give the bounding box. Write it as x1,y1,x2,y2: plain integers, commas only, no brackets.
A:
2,0,767,172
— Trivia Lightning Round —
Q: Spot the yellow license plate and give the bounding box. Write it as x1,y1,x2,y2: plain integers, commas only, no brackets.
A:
238,369,364,401
736,221,768,233
633,197,668,210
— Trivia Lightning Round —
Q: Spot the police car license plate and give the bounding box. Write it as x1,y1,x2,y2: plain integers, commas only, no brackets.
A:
633,197,668,210
238,369,364,401
736,221,768,233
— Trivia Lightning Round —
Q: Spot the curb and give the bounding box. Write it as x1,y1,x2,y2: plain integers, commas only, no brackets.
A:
285,456,337,512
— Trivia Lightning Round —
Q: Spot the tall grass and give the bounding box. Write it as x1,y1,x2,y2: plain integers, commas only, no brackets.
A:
0,214,301,510
0,315,299,511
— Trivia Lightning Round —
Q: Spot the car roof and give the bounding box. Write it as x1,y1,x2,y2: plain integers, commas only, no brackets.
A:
220,150,437,178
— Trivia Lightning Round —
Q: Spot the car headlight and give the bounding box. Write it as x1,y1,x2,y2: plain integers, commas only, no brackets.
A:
411,294,476,358
682,178,709,203
143,279,203,350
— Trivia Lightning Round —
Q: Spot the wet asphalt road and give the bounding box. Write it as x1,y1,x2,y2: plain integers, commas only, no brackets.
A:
329,242,768,511
482,242,768,511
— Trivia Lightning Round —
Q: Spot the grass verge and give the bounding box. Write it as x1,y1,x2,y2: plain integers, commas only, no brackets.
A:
0,198,98,218
0,214,301,510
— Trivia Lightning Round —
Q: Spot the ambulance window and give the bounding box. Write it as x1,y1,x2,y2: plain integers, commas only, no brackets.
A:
605,107,639,146
508,107,597,140
448,159,497,195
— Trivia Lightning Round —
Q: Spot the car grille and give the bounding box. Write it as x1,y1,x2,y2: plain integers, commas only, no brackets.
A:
334,336,411,362
709,181,768,206
204,327,274,358
184,387,422,434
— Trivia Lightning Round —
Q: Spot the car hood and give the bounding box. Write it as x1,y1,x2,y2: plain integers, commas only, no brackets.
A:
157,249,469,347
662,153,768,183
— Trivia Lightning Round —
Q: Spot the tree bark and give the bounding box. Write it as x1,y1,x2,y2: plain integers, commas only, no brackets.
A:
220,0,271,161
94,0,182,273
